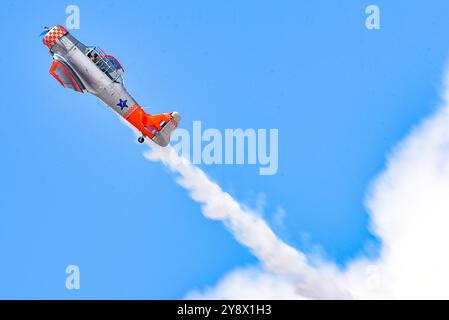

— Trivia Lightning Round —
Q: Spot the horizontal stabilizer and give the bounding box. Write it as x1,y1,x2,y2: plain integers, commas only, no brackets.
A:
142,111,181,147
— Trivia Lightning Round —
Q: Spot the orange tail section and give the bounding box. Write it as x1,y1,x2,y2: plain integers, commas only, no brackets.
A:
126,105,181,147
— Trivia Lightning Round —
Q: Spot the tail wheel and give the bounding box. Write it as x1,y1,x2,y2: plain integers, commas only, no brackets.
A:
138,136,145,143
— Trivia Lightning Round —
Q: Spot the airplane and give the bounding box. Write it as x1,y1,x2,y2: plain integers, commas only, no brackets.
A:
41,25,180,146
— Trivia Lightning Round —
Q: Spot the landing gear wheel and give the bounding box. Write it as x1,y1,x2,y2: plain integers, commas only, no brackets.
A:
138,136,145,144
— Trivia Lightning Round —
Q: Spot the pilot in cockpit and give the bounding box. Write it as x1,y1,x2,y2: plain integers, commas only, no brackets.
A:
90,53,99,64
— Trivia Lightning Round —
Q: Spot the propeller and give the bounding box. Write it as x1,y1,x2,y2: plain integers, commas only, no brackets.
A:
38,26,50,37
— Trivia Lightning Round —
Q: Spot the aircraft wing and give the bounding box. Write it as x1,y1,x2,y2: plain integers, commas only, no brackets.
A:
49,60,85,93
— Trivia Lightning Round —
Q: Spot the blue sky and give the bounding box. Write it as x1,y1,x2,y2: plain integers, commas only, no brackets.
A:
1,0,449,298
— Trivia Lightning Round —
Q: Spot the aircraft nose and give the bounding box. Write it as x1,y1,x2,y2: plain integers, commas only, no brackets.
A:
42,25,68,50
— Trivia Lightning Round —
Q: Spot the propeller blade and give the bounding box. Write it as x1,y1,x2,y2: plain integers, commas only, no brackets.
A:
39,27,50,37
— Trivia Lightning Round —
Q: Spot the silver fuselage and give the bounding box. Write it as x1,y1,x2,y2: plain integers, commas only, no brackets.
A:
50,33,136,117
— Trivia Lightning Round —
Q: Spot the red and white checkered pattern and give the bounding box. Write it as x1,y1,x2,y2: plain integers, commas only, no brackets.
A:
43,25,68,50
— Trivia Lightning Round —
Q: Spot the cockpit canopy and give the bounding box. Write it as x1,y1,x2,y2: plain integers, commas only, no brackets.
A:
85,47,124,82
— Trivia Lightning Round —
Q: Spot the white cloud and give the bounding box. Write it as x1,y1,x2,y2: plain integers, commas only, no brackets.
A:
345,69,449,299
185,267,305,300
144,66,449,299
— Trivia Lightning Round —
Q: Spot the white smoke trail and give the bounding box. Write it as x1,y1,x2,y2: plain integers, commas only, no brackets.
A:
144,144,350,299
